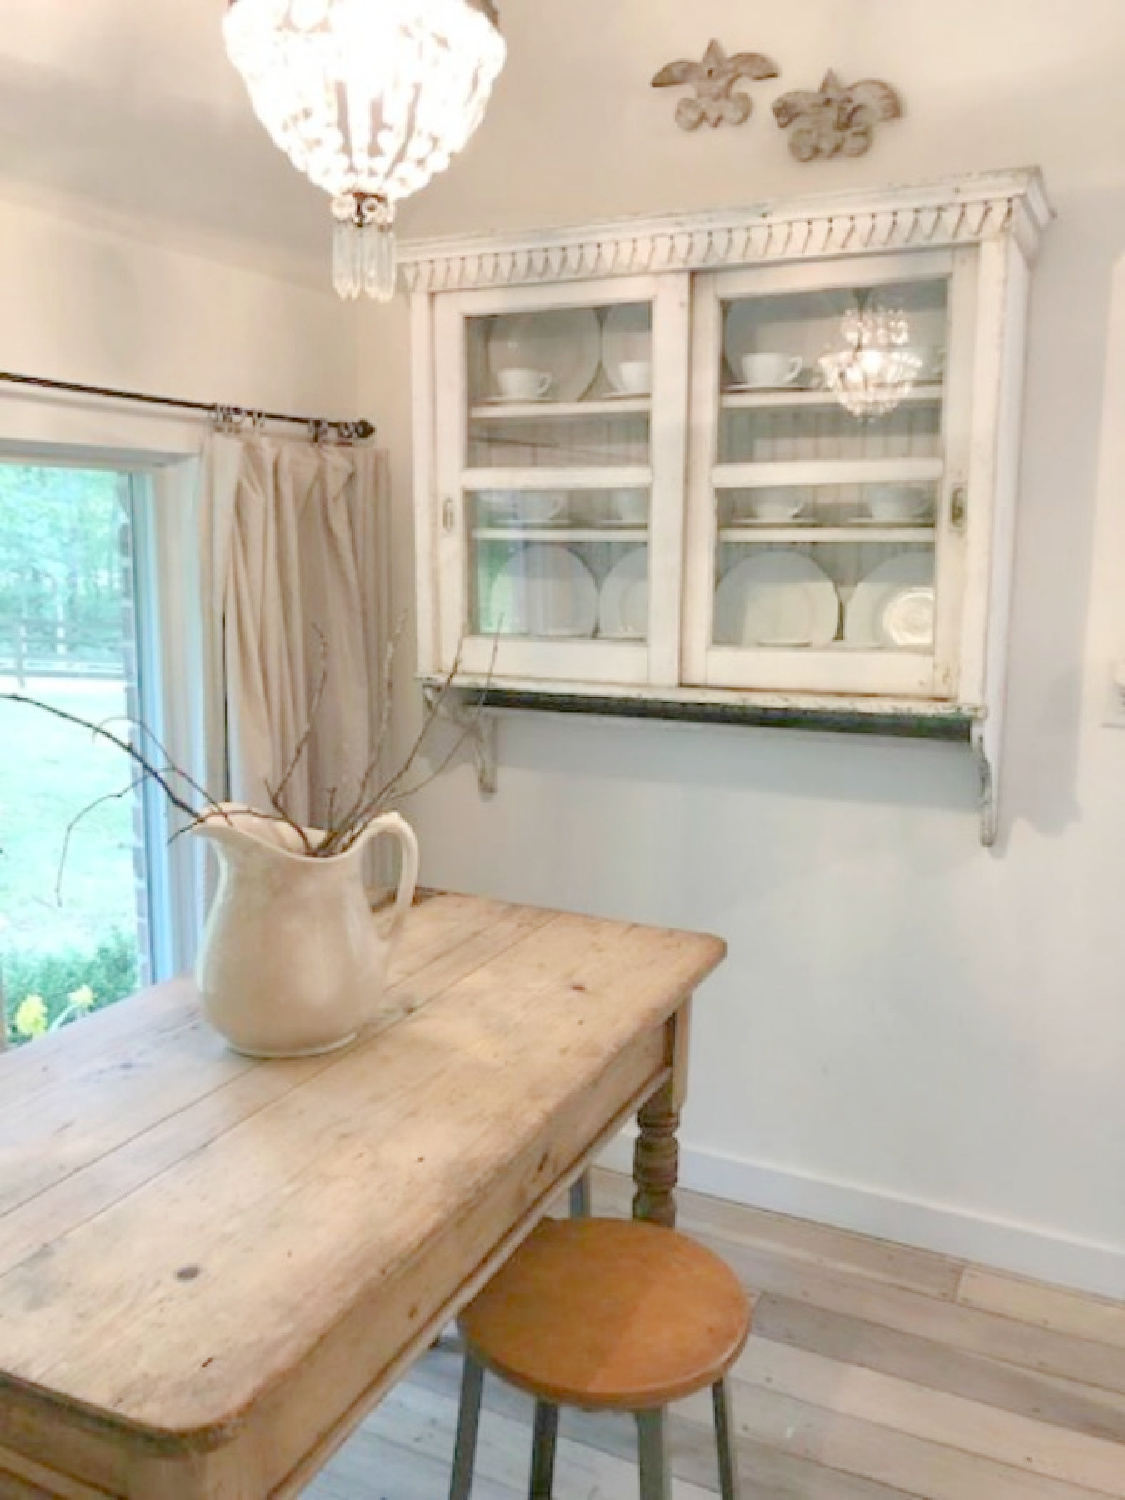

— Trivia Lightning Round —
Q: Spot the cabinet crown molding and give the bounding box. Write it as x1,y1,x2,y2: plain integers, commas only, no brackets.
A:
399,168,1050,294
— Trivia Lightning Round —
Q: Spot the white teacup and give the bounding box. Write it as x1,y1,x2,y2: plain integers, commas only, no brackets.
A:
866,485,930,523
739,352,803,388
613,359,652,395
497,367,552,400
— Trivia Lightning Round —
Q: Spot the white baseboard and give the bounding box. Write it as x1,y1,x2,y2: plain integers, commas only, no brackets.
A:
597,1134,1125,1301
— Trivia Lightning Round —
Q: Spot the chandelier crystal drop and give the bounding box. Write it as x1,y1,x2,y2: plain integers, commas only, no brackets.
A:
818,299,923,419
224,0,507,302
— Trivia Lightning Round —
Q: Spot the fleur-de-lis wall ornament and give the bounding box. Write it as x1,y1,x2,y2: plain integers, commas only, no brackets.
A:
652,40,780,130
773,70,903,160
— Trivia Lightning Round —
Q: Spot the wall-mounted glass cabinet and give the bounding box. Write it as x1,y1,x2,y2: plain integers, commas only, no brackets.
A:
405,171,1051,841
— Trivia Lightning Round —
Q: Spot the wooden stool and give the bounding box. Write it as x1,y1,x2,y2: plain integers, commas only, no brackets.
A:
449,1217,752,1499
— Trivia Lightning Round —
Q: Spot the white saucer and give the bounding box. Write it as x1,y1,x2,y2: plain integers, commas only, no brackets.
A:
724,382,805,394
879,585,935,649
730,516,816,528
480,394,554,405
846,514,933,527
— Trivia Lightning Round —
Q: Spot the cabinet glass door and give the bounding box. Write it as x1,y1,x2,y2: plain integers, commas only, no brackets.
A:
685,252,971,698
434,277,688,686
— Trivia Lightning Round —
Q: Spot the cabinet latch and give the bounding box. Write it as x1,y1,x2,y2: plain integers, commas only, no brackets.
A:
442,496,456,534
950,484,967,530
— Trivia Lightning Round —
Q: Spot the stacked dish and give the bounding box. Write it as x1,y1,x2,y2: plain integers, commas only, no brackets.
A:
843,553,935,649
713,551,935,650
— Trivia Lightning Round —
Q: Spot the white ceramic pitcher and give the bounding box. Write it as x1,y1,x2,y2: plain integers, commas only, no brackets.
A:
192,805,419,1058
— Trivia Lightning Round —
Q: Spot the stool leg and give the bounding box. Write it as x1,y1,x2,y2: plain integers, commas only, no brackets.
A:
712,1378,739,1500
449,1354,485,1500
529,1401,559,1498
635,1409,671,1500
568,1170,592,1218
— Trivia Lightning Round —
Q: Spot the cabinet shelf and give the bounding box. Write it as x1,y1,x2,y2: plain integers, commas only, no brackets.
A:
463,466,653,492
717,525,934,544
470,397,650,420
712,458,944,490
473,527,648,542
719,383,944,411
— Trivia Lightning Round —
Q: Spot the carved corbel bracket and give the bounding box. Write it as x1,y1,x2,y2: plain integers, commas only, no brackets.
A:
773,70,903,160
970,719,999,849
422,684,498,797
652,40,780,130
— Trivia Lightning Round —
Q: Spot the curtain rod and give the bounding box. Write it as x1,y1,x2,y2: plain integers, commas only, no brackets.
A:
0,371,375,443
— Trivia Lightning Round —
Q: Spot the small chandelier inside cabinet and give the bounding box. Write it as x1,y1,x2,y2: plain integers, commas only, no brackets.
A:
223,0,506,302
818,297,923,419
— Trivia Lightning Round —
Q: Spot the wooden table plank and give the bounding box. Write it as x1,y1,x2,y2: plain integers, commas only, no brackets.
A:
0,893,724,1499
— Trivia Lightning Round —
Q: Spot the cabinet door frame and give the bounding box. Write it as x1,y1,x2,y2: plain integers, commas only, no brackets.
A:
681,248,975,699
431,273,691,685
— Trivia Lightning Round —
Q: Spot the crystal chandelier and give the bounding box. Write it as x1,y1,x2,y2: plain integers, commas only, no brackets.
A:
818,298,923,419
224,0,507,301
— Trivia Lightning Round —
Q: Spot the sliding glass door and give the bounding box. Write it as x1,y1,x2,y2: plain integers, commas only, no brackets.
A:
0,462,180,1046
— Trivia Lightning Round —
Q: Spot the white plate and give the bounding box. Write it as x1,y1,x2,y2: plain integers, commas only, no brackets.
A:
598,547,648,639
845,553,935,647
601,304,653,393
487,310,601,403
489,544,597,638
879,585,936,649
714,553,839,648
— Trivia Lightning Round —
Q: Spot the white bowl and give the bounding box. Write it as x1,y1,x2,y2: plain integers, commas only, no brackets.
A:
740,488,806,522
866,486,931,523
480,490,567,525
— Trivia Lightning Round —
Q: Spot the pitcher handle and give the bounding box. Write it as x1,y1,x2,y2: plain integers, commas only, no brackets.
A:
366,812,420,940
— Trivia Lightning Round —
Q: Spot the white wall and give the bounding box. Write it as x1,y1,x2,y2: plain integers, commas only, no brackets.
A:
0,193,359,450
363,0,1125,1294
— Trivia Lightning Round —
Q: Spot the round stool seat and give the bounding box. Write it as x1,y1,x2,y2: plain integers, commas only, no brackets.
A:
459,1218,752,1411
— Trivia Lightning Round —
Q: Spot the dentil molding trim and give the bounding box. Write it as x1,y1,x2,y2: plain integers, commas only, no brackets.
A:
399,168,1050,294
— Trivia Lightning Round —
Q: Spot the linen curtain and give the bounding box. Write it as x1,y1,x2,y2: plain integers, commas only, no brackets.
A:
197,433,390,828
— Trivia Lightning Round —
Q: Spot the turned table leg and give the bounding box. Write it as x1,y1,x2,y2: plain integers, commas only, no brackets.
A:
632,999,691,1228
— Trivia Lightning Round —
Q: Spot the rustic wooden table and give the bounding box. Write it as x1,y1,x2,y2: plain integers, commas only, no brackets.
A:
0,891,725,1498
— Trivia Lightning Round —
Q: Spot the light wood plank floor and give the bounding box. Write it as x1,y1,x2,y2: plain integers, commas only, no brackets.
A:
306,1169,1125,1498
